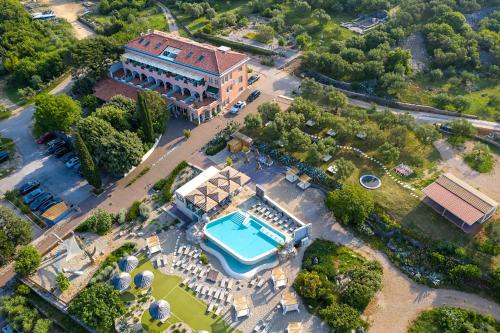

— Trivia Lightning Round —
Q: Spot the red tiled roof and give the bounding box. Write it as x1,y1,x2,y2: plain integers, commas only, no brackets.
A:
93,79,139,102
423,182,484,225
125,31,248,74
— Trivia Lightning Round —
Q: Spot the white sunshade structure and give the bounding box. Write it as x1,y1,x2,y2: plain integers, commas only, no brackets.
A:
146,235,162,256
297,174,311,190
285,168,299,183
287,322,303,333
233,295,250,319
134,270,154,289
149,300,171,321
281,291,300,315
118,255,139,272
271,267,287,290
112,272,131,292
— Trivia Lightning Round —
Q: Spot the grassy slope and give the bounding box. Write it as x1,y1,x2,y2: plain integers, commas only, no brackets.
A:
127,259,239,333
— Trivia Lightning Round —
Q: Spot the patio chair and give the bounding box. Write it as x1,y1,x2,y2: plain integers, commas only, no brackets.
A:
196,284,203,294
207,301,216,313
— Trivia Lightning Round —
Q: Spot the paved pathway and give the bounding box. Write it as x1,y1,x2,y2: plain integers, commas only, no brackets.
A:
157,3,179,35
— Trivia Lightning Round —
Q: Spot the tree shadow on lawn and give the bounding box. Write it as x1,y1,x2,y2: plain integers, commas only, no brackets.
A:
401,201,470,245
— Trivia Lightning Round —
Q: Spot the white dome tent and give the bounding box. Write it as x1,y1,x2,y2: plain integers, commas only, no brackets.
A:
118,255,139,272
112,272,131,292
134,270,154,289
149,300,171,321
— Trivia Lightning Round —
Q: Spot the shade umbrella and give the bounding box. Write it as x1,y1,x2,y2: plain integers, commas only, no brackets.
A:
118,255,139,272
149,300,170,320
112,272,131,291
134,270,154,289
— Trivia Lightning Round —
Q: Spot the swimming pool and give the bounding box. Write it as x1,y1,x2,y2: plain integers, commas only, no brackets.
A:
202,239,278,279
203,210,287,265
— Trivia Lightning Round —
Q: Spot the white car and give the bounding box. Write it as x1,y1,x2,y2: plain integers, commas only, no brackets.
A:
230,101,246,114
65,156,80,168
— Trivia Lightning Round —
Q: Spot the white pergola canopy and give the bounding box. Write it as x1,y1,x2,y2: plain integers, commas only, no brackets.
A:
233,295,250,318
271,267,288,290
281,291,299,315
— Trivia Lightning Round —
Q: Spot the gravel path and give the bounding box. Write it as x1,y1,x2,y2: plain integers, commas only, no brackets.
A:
435,139,500,202
157,3,179,35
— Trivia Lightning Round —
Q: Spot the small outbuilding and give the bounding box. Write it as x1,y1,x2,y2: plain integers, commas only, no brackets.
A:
233,295,250,319
206,268,220,283
271,267,287,290
285,168,299,183
287,322,303,333
297,175,311,190
280,291,299,314
146,235,162,256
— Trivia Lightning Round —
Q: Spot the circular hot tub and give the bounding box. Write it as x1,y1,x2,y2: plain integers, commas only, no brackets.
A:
359,174,382,190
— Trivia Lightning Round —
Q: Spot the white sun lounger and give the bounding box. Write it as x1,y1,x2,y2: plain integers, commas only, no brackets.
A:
257,278,266,288
209,286,215,296
195,284,202,293
227,279,233,290
207,301,216,313
225,293,233,304
218,290,225,301
181,277,190,286
215,305,223,316
214,289,221,300
188,281,196,289
220,278,227,288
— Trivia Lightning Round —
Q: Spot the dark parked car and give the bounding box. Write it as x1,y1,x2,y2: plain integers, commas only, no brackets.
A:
0,151,9,163
248,75,260,85
246,90,261,103
36,132,54,144
48,141,66,154
19,180,40,195
39,197,63,213
23,188,44,205
30,193,53,211
54,147,70,157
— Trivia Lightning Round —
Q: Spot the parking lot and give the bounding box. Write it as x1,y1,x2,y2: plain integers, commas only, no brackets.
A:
0,106,92,233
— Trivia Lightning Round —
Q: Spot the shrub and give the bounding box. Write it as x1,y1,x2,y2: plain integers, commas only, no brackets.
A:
318,303,365,333
126,201,141,222
154,161,189,204
16,284,31,295
78,209,113,235
200,253,209,265
56,272,70,291
138,203,150,221
14,245,41,276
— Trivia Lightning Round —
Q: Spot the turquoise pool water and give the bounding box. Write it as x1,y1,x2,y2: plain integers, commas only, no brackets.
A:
204,210,286,262
204,239,277,275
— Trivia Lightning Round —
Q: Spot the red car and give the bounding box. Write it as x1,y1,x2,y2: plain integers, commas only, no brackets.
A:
36,132,54,144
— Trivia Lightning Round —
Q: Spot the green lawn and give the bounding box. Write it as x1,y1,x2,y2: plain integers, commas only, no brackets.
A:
127,260,239,333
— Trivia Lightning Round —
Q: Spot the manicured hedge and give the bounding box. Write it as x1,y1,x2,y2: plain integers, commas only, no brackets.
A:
153,161,189,203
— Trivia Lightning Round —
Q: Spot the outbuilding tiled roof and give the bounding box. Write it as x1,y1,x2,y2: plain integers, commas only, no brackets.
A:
423,173,498,225
125,30,248,74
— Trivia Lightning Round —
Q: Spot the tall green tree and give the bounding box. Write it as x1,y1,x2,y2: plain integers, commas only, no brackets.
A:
0,207,32,265
135,91,168,134
325,185,374,225
74,131,102,190
136,91,155,143
33,94,81,135
68,283,126,331
14,245,41,277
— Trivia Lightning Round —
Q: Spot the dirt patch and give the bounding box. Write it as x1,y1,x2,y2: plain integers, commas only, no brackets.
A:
401,32,428,73
434,139,500,202
37,0,95,39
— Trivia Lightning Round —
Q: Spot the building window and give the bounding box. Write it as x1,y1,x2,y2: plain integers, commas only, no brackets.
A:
238,66,242,71
237,76,242,83
239,87,243,91
229,73,233,79
226,87,229,93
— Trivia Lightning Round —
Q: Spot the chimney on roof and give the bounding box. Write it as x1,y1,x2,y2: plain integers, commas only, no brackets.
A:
217,46,231,53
